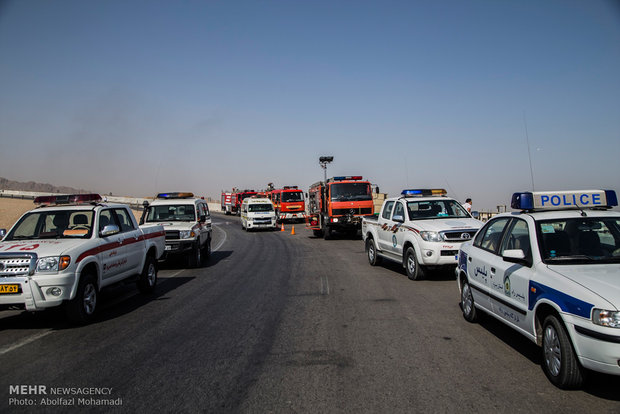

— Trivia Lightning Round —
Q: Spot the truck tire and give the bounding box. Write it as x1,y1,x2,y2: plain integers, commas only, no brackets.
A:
312,230,323,237
366,237,382,266
405,247,425,280
188,242,202,268
323,226,332,240
137,255,157,293
202,238,211,262
66,273,98,323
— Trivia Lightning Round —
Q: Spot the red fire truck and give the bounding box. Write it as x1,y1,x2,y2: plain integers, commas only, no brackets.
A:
306,176,374,239
220,191,237,215
233,190,258,215
268,186,306,223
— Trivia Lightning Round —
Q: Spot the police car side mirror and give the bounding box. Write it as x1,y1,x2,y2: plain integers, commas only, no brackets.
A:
392,214,405,223
502,249,530,266
471,210,480,219
100,224,120,237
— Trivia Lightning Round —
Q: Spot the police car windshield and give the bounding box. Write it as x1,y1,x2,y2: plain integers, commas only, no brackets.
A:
6,210,94,240
282,192,303,202
146,205,196,222
407,200,470,220
248,204,273,212
330,183,372,201
537,217,620,264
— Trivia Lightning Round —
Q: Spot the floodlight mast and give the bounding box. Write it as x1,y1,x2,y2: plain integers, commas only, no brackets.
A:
319,156,333,183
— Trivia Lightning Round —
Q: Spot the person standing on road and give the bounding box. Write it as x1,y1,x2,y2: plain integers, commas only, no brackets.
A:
462,198,472,214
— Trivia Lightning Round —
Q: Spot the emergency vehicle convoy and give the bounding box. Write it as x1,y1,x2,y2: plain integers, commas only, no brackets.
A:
306,176,374,239
240,197,278,231
362,189,481,279
141,192,212,268
267,186,306,222
456,189,620,389
0,194,165,323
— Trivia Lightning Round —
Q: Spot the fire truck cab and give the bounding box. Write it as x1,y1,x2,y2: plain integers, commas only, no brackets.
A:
306,176,374,239
268,186,306,223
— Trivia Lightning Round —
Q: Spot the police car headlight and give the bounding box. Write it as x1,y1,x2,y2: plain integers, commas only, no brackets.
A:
420,231,443,242
179,230,195,239
592,309,620,328
36,256,71,272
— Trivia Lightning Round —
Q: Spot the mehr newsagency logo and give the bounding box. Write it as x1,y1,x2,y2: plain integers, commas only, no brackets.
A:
8,385,122,407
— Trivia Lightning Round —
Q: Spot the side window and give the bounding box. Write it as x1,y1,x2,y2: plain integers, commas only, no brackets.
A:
99,209,118,233
114,208,135,232
203,203,210,217
474,218,510,254
393,202,405,220
501,219,531,260
382,201,395,219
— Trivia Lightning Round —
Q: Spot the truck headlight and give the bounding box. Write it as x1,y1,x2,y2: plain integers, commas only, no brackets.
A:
592,309,620,328
179,230,195,239
36,256,71,272
420,231,443,242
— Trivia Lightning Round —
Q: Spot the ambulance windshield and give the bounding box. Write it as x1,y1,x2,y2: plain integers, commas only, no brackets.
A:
538,217,620,264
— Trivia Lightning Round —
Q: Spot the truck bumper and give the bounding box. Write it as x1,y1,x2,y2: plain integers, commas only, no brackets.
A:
0,273,76,311
164,240,195,255
418,244,460,266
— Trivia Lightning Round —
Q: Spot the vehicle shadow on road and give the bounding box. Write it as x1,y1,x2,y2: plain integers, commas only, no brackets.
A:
375,259,456,282
158,250,233,270
476,312,620,400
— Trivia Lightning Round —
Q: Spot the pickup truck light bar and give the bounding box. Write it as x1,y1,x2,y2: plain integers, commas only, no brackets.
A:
401,189,447,197
157,192,195,199
34,194,103,206
329,176,363,182
511,190,618,211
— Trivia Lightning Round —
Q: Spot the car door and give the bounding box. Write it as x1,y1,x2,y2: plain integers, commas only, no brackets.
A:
466,217,512,315
377,200,395,253
98,208,126,282
389,201,406,255
114,207,143,276
488,218,534,332
198,202,212,246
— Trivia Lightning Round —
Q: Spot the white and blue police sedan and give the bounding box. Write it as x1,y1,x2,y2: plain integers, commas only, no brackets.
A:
456,189,620,389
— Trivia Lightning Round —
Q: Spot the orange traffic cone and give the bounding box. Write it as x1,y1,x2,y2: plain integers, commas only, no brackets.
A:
291,225,295,235
280,222,285,232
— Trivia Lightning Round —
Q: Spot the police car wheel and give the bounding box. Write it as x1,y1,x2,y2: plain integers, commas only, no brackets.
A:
366,238,381,266
541,315,583,389
138,255,157,293
188,243,202,268
66,273,97,323
405,247,424,280
460,280,478,322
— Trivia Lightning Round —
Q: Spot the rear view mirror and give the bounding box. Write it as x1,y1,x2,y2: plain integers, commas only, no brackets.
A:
100,224,120,237
392,214,405,223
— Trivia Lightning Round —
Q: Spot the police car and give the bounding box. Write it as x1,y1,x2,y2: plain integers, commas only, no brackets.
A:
456,189,620,389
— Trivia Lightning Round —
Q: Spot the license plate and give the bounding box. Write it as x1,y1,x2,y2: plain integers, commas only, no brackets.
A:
0,284,20,294
165,245,172,251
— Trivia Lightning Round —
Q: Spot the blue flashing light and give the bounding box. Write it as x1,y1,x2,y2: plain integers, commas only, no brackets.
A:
157,192,194,199
511,192,534,210
401,189,447,197
605,190,618,207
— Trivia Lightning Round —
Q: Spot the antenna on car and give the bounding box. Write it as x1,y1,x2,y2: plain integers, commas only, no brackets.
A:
523,111,536,191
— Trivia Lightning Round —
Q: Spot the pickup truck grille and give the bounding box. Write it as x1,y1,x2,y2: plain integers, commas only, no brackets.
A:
332,208,372,216
442,231,475,242
0,253,37,277
165,230,180,240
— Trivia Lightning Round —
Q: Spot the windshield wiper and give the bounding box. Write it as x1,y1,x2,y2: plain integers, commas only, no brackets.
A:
546,255,598,262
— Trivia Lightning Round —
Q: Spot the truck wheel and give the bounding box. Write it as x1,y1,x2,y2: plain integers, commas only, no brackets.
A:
188,242,202,268
202,238,211,262
323,226,332,240
312,230,323,237
460,279,478,322
405,247,425,280
66,273,98,323
541,314,584,389
138,255,157,293
366,237,382,266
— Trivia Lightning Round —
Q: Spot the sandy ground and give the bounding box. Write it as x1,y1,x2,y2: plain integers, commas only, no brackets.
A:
0,197,142,232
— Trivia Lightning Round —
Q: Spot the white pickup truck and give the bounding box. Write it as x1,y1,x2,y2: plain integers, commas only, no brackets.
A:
0,194,165,323
362,189,481,280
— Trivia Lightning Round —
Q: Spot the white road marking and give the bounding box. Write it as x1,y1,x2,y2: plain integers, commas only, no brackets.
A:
0,330,52,356
320,275,330,295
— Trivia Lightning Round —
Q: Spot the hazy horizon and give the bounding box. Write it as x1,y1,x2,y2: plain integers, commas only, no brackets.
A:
1,1,619,211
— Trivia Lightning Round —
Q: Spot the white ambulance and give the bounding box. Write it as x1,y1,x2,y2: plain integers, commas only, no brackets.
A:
456,189,620,389
240,197,277,231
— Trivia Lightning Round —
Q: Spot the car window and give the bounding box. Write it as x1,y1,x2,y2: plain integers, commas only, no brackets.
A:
393,202,404,219
114,208,135,232
501,219,531,260
99,209,118,233
382,201,395,219
474,218,510,254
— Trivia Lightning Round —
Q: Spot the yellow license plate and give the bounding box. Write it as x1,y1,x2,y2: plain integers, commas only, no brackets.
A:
0,284,20,294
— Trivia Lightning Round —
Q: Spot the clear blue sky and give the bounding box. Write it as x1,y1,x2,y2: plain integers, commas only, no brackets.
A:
1,0,619,210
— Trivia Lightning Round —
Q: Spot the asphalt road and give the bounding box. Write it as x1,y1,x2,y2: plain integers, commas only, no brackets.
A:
1,213,620,413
